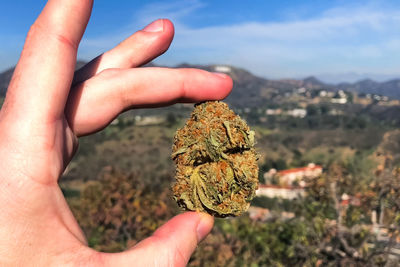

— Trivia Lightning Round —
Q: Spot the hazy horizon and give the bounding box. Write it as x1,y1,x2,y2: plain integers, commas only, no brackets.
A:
1,60,399,85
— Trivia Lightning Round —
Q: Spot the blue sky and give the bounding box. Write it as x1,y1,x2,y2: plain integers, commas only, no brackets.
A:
1,0,400,83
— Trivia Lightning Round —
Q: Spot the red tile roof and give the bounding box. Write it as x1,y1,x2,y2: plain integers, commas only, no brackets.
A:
258,184,303,190
278,165,322,175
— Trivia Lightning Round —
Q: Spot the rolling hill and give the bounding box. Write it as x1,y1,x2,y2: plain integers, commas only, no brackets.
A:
1,63,399,103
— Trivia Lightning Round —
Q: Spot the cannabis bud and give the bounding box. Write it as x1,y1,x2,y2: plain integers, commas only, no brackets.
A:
172,101,258,217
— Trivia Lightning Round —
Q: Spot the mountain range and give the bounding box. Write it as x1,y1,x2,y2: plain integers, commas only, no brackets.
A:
1,63,400,105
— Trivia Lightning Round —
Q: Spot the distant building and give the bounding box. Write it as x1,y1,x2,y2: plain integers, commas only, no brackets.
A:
265,108,306,118
331,98,347,104
258,163,323,200
248,207,271,221
297,87,307,94
264,163,323,187
329,109,344,115
373,95,382,101
320,90,335,98
354,97,372,106
259,117,268,123
378,99,400,106
340,193,361,207
135,115,165,126
266,109,282,115
256,185,305,200
338,90,346,98
330,90,348,104
287,108,307,118
247,206,295,221
213,65,231,73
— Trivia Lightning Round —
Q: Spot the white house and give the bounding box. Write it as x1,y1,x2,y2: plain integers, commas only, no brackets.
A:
256,185,305,200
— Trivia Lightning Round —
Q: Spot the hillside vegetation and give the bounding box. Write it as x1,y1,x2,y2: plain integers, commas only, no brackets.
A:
2,64,400,266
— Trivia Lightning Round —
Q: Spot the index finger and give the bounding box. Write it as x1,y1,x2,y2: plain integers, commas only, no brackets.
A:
4,0,93,122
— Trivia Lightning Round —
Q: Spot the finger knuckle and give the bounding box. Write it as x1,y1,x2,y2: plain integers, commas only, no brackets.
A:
26,22,42,43
176,70,188,100
96,69,131,108
26,21,78,51
97,68,120,79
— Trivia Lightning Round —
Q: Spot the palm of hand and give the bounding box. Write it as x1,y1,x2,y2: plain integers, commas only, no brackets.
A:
0,1,232,266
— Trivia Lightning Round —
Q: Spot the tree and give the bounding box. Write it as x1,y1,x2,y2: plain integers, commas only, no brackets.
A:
70,167,175,252
165,112,177,128
306,105,319,116
320,104,331,115
295,162,400,266
66,159,400,266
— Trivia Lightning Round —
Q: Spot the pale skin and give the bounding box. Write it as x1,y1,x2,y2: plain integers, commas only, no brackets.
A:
0,0,232,266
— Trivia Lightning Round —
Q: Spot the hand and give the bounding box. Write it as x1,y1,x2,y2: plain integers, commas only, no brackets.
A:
0,1,232,266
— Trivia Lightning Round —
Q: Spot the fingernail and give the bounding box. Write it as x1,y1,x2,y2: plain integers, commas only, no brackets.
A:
196,213,214,242
143,19,164,32
213,72,228,78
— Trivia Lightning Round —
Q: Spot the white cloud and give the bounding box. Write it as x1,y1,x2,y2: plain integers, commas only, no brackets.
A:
78,1,400,81
134,0,205,26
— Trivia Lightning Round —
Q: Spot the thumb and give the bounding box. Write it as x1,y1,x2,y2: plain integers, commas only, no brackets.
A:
107,212,214,267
